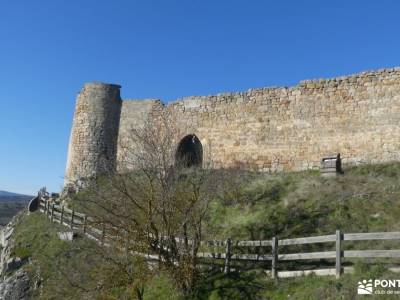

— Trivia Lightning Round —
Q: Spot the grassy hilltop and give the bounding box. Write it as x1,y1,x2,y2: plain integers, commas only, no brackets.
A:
6,162,400,299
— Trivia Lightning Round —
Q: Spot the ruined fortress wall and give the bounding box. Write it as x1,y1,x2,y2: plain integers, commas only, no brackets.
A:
118,99,160,144
160,68,400,171
65,83,122,183
65,68,400,183
116,99,162,170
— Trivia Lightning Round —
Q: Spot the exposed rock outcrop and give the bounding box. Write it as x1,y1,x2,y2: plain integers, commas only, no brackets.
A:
0,214,32,300
0,269,30,300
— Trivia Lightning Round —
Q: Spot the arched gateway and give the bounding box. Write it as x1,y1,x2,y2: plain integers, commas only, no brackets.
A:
175,135,203,168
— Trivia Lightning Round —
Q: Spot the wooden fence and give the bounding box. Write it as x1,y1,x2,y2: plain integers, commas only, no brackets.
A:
38,196,400,279
39,197,107,245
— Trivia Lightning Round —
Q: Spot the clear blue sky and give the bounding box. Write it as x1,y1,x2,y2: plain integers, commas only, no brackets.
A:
0,0,399,195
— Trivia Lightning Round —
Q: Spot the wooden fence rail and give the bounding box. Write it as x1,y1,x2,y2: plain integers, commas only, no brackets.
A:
37,197,400,279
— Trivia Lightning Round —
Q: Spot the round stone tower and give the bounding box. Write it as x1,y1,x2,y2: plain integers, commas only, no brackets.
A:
65,82,122,186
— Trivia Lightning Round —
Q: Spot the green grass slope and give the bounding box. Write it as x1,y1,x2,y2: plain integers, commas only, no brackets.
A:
7,162,400,299
10,212,109,299
206,162,400,240
9,212,182,300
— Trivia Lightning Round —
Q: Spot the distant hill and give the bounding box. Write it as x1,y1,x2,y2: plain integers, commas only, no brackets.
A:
0,191,33,226
0,190,33,202
0,190,22,197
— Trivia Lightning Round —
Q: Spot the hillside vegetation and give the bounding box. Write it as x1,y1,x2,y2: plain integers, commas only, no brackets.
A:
206,162,400,240
6,162,400,299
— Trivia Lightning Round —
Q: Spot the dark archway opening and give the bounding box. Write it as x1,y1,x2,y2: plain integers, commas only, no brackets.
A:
175,135,203,168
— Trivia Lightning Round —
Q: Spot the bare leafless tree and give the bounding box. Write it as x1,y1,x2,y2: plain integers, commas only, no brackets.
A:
72,111,222,294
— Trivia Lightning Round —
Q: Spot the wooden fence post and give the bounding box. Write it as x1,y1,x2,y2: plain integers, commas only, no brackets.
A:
125,230,129,258
60,206,64,225
46,200,50,218
101,224,106,246
224,238,232,274
70,208,75,230
336,229,343,279
83,216,87,234
50,203,55,222
271,236,278,280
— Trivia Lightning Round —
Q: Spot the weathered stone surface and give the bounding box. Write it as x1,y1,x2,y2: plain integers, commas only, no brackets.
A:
58,231,75,242
0,223,15,276
64,68,400,184
0,269,30,300
0,215,32,300
4,257,22,274
65,82,122,184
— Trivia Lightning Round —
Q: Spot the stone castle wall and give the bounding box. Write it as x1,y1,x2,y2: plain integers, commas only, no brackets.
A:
65,68,400,183
65,83,122,183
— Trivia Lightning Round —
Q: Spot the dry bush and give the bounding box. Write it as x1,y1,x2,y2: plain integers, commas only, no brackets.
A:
72,112,222,294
